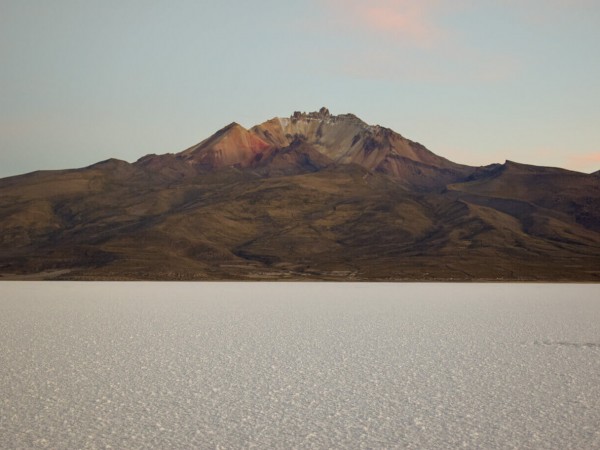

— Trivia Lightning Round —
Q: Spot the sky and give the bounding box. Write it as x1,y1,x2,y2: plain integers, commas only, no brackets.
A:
1,0,599,177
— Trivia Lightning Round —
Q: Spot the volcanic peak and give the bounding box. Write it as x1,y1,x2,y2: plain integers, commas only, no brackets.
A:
1,108,600,281
146,107,475,188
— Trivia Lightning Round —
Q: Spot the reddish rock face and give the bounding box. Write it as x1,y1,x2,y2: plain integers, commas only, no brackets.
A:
179,122,273,170
172,109,473,189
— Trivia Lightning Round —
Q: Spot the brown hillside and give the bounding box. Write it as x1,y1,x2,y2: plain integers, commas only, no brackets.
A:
1,109,599,281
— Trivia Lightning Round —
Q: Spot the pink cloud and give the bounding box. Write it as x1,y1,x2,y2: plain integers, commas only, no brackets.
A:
362,2,439,45
318,0,520,84
326,0,448,46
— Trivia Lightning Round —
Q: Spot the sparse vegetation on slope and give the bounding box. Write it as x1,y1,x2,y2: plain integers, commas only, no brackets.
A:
1,109,599,281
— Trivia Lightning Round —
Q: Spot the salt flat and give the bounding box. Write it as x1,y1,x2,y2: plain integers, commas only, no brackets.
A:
0,282,599,449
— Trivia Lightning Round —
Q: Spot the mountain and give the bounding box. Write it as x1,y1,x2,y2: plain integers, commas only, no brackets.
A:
1,108,599,281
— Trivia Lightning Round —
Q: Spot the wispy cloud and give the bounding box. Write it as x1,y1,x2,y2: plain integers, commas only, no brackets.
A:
318,0,519,84
326,0,448,47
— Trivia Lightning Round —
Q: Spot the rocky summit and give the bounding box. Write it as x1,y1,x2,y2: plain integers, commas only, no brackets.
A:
1,109,599,281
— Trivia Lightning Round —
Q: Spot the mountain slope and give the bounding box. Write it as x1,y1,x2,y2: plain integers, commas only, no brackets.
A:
251,108,472,189
449,161,600,231
179,122,273,169
0,109,599,281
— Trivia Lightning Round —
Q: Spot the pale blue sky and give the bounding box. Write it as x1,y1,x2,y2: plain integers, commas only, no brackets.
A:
1,0,599,177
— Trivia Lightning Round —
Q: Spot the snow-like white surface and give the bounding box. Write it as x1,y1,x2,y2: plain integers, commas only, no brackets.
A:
0,282,599,449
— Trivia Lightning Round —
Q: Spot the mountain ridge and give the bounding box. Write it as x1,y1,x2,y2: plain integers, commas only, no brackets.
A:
1,108,598,281
134,107,478,190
